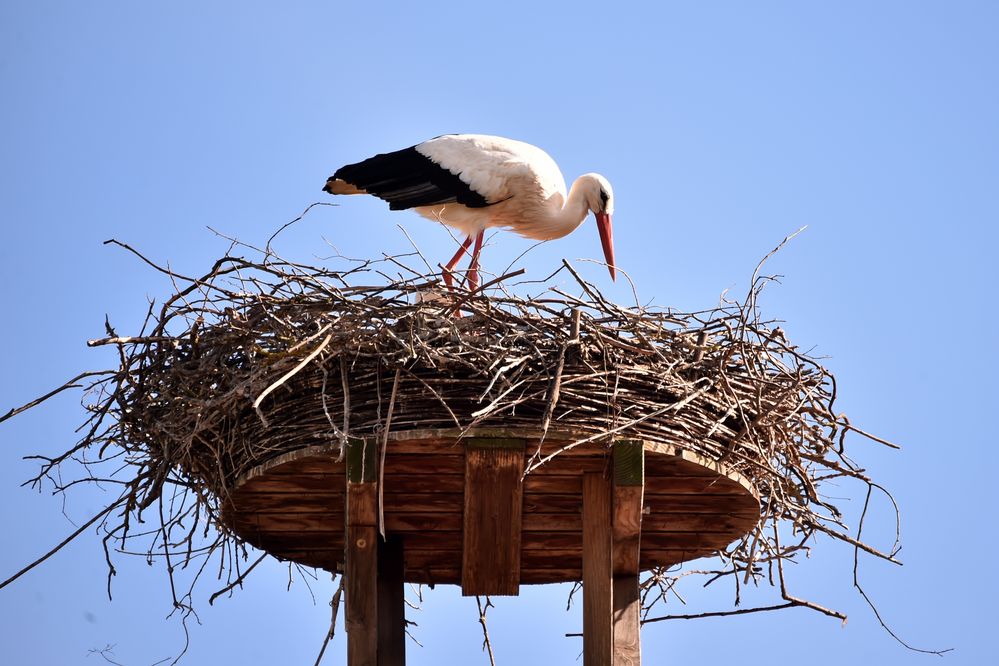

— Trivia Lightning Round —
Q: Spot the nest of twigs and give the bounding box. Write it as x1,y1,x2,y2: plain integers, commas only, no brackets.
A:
2,229,901,631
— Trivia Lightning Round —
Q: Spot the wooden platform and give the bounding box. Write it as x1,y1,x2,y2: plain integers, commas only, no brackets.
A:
221,428,759,587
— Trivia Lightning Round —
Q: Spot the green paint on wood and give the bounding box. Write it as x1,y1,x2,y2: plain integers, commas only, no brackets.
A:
464,437,527,451
614,439,645,487
346,437,376,483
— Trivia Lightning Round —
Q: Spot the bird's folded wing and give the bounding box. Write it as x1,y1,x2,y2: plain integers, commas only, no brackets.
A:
333,145,491,211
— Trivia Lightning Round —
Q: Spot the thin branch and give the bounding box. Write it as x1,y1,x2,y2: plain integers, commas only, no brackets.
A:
475,595,497,666
379,368,401,537
1,371,113,424
208,552,268,605
1,500,122,590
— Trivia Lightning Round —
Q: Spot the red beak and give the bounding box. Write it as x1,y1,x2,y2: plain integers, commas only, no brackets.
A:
595,212,616,281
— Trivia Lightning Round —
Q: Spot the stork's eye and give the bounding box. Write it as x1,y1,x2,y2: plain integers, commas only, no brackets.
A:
599,189,609,209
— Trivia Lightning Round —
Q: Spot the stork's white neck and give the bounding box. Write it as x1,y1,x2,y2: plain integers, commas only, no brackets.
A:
545,178,594,240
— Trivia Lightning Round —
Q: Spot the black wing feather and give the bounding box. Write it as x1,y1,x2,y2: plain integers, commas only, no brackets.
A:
333,146,490,210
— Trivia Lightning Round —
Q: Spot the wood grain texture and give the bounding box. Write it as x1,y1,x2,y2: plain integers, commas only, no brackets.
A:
612,441,645,576
347,444,379,666
347,437,377,483
583,470,613,666
461,439,525,596
613,575,641,666
612,486,644,575
348,484,378,526
222,430,760,587
347,523,378,664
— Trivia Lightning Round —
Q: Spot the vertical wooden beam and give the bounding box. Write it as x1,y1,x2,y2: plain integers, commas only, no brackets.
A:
612,440,645,575
612,440,645,666
583,469,613,666
377,535,406,666
613,578,641,666
346,438,379,666
346,435,378,485
462,437,526,596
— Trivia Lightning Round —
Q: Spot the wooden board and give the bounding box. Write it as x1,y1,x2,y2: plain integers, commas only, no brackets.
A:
612,441,644,576
378,536,406,666
583,471,613,666
221,428,760,587
613,576,641,666
346,484,378,666
461,438,525,596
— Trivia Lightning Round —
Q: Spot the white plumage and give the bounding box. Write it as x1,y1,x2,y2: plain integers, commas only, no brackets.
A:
324,134,616,290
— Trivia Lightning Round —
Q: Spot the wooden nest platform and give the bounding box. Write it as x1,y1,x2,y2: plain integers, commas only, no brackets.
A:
6,236,900,659
224,428,759,588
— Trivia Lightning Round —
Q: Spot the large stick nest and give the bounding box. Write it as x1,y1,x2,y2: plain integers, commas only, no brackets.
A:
3,228,900,629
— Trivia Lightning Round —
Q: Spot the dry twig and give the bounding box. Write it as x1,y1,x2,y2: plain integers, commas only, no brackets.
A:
0,228,907,653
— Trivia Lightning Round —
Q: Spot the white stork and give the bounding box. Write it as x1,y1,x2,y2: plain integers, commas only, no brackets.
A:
323,134,616,291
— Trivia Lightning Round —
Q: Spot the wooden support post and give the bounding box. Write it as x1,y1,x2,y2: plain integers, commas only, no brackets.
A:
583,469,613,666
612,440,645,665
462,437,526,596
613,578,641,666
612,440,645,576
346,437,379,666
377,535,406,666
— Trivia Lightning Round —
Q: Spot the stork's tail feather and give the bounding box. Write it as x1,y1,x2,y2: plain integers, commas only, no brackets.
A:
323,178,367,195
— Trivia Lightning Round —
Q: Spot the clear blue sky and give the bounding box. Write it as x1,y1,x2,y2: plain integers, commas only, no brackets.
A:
1,1,996,664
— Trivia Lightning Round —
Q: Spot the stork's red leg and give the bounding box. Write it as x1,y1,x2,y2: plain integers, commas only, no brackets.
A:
442,236,474,291
467,230,485,292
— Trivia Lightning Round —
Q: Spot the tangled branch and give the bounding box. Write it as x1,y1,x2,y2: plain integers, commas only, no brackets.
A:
1,223,919,656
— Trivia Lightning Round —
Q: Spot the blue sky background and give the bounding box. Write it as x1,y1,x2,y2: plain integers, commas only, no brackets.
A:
1,1,996,664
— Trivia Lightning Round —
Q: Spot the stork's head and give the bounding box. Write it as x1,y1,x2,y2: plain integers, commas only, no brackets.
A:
580,173,616,281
